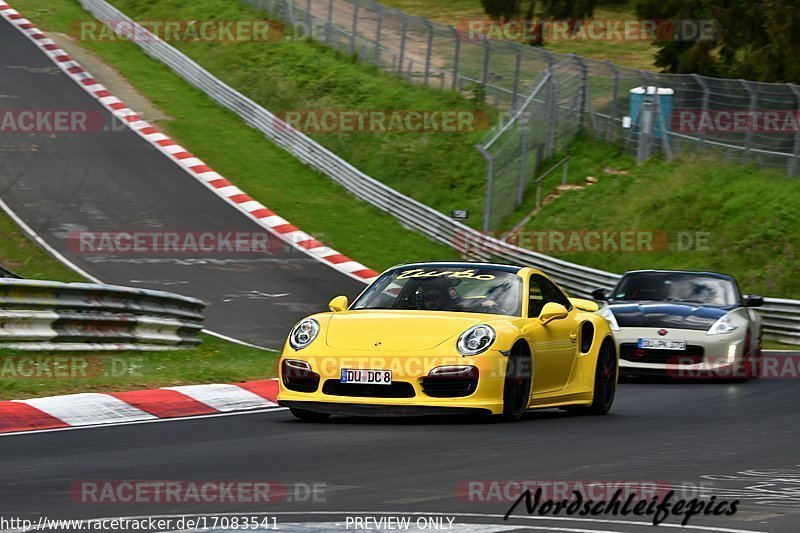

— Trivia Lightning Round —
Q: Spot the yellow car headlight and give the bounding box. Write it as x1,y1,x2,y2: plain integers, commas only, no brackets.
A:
289,318,319,350
457,324,496,356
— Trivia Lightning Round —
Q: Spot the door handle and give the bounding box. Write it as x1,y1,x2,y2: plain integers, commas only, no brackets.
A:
569,331,577,343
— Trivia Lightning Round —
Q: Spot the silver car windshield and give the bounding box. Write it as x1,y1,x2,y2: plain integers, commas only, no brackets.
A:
352,267,523,316
612,273,739,306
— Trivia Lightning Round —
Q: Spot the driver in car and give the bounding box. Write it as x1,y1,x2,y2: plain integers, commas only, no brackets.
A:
424,279,499,312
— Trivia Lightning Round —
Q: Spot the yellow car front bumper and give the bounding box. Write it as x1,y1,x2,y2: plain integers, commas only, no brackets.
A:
277,349,511,416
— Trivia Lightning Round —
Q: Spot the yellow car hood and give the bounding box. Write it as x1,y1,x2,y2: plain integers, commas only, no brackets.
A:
324,310,488,351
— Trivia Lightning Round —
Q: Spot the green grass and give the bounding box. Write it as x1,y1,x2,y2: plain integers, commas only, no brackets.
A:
0,334,279,400
0,211,82,281
13,0,465,271
513,137,800,300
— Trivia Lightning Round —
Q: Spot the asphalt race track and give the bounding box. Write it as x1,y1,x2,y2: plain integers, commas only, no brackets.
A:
2,11,800,533
0,15,365,348
1,377,799,532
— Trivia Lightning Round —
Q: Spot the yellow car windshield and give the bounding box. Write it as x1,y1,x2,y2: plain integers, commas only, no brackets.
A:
352,267,522,316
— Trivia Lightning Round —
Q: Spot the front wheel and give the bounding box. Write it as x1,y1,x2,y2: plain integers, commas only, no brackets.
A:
568,338,617,416
289,407,331,422
501,350,532,422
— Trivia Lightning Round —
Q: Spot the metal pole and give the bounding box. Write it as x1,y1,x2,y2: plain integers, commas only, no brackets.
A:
693,74,709,152
606,61,619,141
286,0,297,26
562,157,569,185
451,26,461,92
481,40,491,103
423,20,434,86
741,79,756,162
573,54,587,130
636,87,655,164
349,0,359,55
789,84,800,176
398,18,408,74
646,76,672,161
374,9,383,65
478,146,495,232
305,0,313,40
511,48,522,109
325,0,334,43
518,108,529,207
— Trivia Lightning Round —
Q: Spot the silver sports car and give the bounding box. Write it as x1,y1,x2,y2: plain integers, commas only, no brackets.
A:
592,270,763,380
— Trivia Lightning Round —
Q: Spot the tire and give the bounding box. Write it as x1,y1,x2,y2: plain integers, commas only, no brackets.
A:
501,348,532,422
568,338,616,416
289,407,331,422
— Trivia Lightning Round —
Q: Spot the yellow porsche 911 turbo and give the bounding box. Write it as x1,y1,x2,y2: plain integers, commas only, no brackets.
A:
277,262,618,422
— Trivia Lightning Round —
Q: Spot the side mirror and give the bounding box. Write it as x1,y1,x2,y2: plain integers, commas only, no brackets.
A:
744,295,764,308
328,295,349,312
591,288,610,301
569,298,599,313
539,302,569,325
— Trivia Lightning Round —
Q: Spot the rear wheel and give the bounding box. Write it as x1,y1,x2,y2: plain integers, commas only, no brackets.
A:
568,338,616,416
501,348,532,422
289,407,331,422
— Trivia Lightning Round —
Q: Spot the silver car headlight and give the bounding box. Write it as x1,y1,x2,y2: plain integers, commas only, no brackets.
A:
289,318,319,350
707,315,737,335
457,324,496,356
599,308,619,331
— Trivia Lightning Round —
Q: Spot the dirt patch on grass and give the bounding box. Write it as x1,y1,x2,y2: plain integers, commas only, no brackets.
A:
50,32,171,123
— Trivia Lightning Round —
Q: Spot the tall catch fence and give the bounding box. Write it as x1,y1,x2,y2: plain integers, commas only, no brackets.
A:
247,0,800,229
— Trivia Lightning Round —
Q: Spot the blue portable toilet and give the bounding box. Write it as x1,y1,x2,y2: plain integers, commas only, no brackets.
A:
629,86,674,138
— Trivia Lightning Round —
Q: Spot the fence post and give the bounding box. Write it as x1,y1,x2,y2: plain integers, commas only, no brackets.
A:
398,18,408,74
374,8,383,64
478,145,494,232
646,76,673,161
423,19,434,86
325,0,334,43
305,0,313,38
286,0,297,26
636,86,655,164
692,74,709,152
572,54,588,130
741,79,756,162
349,0,360,55
451,26,461,91
546,75,558,157
562,157,569,185
511,48,522,109
518,107,530,207
790,84,800,176
606,61,619,141
481,40,491,103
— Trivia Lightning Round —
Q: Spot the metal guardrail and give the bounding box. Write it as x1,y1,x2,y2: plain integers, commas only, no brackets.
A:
0,279,205,350
74,0,800,345
0,265,20,279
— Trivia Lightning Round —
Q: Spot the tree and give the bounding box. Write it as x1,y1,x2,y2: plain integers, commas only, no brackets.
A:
633,0,800,82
